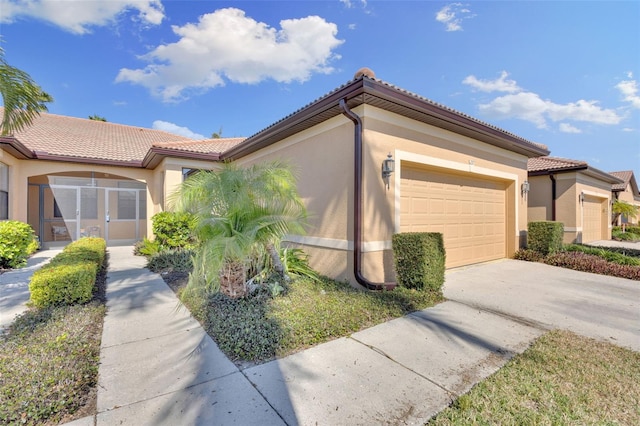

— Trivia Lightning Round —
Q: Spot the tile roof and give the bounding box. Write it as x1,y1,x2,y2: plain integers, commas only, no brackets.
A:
2,108,193,163
609,170,634,191
242,74,548,154
527,156,587,172
152,138,245,154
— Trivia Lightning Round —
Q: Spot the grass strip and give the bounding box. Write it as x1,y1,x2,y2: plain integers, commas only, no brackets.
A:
180,276,442,363
0,302,105,425
429,330,640,425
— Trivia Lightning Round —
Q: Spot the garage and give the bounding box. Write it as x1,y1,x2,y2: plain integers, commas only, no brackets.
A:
400,164,508,268
582,195,606,243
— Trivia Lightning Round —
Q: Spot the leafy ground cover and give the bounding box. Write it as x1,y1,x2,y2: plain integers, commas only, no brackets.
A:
165,272,442,364
429,330,640,425
0,261,106,425
514,244,640,281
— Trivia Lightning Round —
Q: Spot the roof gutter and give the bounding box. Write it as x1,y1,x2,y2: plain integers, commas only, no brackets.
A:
549,174,557,221
339,99,396,291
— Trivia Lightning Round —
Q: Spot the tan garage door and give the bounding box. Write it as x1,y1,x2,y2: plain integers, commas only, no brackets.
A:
582,195,605,243
400,165,507,268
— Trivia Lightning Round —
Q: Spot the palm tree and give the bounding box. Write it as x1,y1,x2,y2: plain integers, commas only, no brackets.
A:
0,47,53,135
170,161,308,298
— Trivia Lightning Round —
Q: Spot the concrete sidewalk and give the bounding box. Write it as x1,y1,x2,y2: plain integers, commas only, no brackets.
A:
0,249,61,333
81,246,548,425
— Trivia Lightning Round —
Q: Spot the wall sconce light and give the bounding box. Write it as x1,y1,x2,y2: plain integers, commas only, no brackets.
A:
381,153,395,189
521,180,530,197
579,192,585,204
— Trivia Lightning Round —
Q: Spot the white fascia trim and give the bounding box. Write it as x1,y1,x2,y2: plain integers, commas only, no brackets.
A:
393,150,520,234
284,235,391,252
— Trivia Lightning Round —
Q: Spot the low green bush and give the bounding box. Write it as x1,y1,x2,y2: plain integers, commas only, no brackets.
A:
50,237,106,268
528,221,564,255
392,232,445,292
0,220,38,269
29,237,106,308
545,252,640,281
513,249,545,262
146,248,194,273
152,211,197,250
133,237,161,257
564,244,640,266
29,263,98,308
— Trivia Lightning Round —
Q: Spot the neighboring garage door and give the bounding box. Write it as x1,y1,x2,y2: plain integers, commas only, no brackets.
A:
400,164,507,268
582,195,605,243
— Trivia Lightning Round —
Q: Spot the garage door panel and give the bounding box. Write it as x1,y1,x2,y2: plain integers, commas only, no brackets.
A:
401,166,507,268
583,196,605,243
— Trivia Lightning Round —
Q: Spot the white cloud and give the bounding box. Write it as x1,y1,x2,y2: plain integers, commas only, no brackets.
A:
559,123,582,133
479,92,622,128
152,120,205,139
616,79,640,109
463,71,521,93
0,0,164,34
622,127,635,132
465,71,624,129
435,3,474,32
116,8,343,102
340,0,367,8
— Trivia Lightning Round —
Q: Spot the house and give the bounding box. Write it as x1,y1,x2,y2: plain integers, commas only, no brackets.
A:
1,69,550,286
527,156,622,244
0,108,244,247
609,170,640,225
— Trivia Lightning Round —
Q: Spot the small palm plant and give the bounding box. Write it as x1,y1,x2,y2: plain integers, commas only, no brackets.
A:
170,161,308,298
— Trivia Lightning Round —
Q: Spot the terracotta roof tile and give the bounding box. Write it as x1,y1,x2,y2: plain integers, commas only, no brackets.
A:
527,156,587,172
609,170,633,191
3,108,193,163
246,75,548,153
152,138,245,154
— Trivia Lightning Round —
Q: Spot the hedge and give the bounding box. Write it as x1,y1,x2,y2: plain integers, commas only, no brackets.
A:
392,232,445,292
29,237,106,308
528,221,564,255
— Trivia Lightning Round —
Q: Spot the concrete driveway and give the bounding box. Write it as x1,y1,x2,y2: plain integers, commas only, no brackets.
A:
444,259,640,352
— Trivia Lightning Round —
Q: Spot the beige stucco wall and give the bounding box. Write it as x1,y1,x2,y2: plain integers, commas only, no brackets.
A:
234,104,532,284
532,171,613,244
527,175,553,221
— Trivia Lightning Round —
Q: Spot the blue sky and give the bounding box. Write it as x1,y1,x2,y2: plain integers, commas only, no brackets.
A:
1,1,639,175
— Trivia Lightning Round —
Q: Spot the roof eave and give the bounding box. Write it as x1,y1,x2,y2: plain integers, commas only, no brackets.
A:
142,146,223,169
0,137,36,159
529,165,624,184
222,77,549,161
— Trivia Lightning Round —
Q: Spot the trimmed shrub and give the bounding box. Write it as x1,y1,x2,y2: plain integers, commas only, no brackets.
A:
545,251,640,281
29,263,98,308
50,237,106,268
392,232,445,292
29,237,106,308
151,211,197,250
0,220,38,269
528,221,564,255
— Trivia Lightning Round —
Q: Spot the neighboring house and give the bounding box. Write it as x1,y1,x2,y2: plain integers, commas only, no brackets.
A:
0,69,550,285
527,156,622,244
609,170,640,225
0,107,244,247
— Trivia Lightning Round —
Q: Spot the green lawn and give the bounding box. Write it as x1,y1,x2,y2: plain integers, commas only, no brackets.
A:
428,330,640,425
